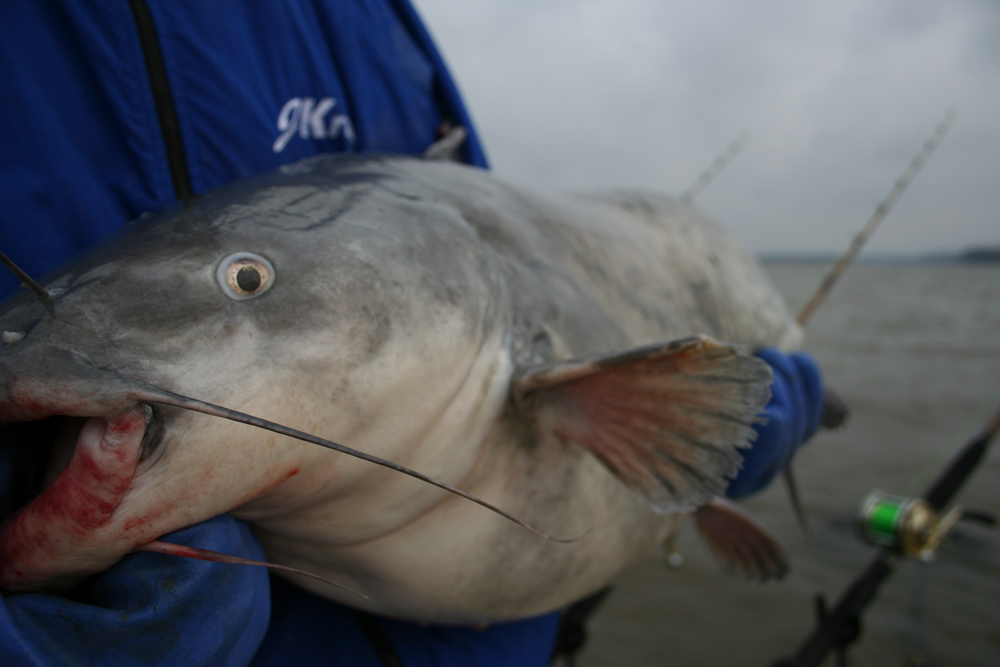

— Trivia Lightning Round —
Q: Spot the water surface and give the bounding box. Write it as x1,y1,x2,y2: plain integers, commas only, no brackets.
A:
579,262,1000,667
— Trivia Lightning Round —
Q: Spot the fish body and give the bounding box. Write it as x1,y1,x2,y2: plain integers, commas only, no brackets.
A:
0,155,798,623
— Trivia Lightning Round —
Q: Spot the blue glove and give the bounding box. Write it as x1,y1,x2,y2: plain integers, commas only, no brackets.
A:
0,438,271,667
726,348,824,499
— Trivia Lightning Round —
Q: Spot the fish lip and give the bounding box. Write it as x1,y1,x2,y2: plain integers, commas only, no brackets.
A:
0,405,152,591
6,403,161,491
36,406,156,493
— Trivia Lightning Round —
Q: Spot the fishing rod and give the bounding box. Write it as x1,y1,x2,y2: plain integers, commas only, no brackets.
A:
679,131,750,204
782,109,959,533
795,109,957,325
772,402,1000,667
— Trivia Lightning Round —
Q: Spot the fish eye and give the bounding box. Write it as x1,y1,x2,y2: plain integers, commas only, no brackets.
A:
216,252,275,300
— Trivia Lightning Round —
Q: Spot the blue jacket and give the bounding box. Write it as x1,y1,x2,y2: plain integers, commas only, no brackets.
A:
0,0,487,298
0,3,564,666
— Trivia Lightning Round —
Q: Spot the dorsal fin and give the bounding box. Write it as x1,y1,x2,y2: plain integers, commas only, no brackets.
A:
513,335,772,513
693,498,788,580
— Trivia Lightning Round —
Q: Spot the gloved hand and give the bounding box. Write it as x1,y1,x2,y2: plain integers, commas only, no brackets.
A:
0,438,271,667
726,347,824,499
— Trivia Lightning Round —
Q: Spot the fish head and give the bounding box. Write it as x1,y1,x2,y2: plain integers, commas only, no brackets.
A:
0,156,512,590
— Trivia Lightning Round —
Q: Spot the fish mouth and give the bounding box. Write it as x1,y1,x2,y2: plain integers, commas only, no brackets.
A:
0,404,156,591
29,405,164,489
4,403,162,484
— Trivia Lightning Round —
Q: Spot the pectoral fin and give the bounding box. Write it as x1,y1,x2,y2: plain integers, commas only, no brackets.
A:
514,335,772,513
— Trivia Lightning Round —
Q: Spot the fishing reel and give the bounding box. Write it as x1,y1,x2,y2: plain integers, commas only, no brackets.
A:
856,491,973,561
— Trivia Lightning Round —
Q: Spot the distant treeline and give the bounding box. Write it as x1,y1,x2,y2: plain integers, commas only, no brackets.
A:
960,246,1000,262
760,246,1000,263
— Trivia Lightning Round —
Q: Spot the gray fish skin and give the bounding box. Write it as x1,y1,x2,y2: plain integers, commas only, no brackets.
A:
0,155,798,623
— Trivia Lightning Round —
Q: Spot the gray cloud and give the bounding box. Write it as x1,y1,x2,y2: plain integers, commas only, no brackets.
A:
415,0,1000,254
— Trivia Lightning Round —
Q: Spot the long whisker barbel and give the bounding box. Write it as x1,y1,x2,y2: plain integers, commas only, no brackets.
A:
130,381,582,544
136,539,371,599
0,247,579,544
0,250,52,301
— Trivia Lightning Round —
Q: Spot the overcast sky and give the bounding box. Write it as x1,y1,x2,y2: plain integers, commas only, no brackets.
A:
414,0,999,255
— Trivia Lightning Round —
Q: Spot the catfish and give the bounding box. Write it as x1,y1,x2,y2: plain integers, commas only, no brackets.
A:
0,155,797,624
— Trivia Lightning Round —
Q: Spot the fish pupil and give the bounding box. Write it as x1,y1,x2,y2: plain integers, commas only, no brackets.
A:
236,266,262,293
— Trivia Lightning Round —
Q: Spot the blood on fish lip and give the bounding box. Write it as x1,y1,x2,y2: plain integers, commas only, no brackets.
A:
0,408,149,589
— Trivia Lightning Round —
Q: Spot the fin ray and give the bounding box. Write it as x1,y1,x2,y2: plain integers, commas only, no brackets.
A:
515,335,772,512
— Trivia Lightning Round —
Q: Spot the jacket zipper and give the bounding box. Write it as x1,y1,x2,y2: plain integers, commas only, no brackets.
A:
126,0,194,201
